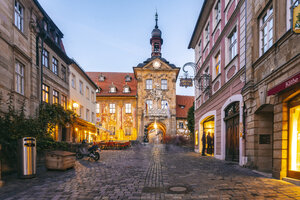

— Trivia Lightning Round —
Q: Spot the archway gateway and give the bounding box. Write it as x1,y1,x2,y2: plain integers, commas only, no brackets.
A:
147,121,166,143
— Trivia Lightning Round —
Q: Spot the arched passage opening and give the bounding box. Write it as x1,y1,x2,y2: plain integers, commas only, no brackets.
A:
147,121,166,144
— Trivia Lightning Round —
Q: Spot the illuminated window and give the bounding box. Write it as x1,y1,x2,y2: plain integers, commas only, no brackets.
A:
161,79,167,90
125,127,132,136
214,52,220,79
110,103,115,113
52,57,58,75
61,95,67,109
260,5,273,55
14,1,23,32
15,61,24,95
42,84,49,103
146,79,152,90
53,90,59,104
42,49,49,68
125,103,131,113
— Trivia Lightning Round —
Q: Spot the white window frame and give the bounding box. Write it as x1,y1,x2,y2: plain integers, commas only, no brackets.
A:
14,1,24,32
213,52,221,80
260,4,274,56
214,0,221,26
71,74,76,89
161,100,168,109
110,86,116,93
109,103,116,113
146,100,153,109
125,103,131,113
96,103,100,113
123,86,130,93
179,122,184,129
287,0,298,31
15,61,24,95
161,79,167,90
42,49,49,68
146,79,152,90
228,28,237,60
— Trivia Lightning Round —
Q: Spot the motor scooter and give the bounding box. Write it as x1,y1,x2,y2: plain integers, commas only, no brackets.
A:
76,140,100,161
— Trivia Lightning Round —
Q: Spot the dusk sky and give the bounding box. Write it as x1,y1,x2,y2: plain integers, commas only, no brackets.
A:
38,0,204,95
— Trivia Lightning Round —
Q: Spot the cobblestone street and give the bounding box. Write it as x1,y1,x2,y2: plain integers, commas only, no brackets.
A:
0,144,299,200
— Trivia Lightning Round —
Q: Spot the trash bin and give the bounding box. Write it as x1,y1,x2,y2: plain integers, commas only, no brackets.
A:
18,137,36,178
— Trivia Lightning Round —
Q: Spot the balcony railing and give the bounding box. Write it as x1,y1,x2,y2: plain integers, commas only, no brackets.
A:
144,108,169,118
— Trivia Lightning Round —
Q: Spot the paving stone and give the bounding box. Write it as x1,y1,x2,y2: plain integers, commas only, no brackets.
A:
0,144,299,199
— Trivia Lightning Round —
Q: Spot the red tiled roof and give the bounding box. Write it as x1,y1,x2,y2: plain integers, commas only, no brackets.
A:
86,72,137,97
176,95,194,118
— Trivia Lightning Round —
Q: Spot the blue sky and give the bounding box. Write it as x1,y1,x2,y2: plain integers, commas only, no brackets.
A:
38,0,203,95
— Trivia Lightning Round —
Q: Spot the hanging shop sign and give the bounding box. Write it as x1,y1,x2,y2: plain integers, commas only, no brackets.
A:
267,72,300,96
180,78,193,88
293,4,300,34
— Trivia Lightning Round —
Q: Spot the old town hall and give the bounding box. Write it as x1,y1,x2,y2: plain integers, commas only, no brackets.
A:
87,13,193,142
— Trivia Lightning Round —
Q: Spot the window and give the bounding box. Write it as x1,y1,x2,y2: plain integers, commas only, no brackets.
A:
14,1,23,32
109,103,115,113
125,104,131,113
91,91,95,102
260,5,274,55
214,53,221,79
42,49,49,68
43,21,47,31
125,127,131,136
154,43,159,52
53,90,59,104
205,23,210,44
61,65,66,81
96,103,100,113
123,86,130,93
161,79,167,90
52,57,58,75
71,75,76,89
96,88,101,93
55,34,59,44
146,100,153,109
91,112,95,123
86,86,90,99
125,75,132,82
99,74,105,81
146,79,152,90
61,95,67,109
161,100,168,109
179,122,184,129
110,86,116,93
204,67,209,75
42,84,49,103
15,61,24,95
198,40,202,59
86,109,90,121
214,0,221,25
109,126,115,135
79,81,83,94
287,0,298,31
228,28,237,60
80,106,83,117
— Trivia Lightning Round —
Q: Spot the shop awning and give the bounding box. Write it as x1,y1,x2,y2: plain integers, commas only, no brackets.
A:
267,72,300,96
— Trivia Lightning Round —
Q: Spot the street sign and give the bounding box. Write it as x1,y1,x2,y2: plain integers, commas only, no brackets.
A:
179,78,193,88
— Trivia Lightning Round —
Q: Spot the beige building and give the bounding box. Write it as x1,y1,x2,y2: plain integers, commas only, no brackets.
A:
242,0,300,180
69,60,98,143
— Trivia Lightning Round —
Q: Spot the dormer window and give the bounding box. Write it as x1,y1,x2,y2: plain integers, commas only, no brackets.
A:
123,85,131,93
55,34,59,44
179,105,185,109
99,74,105,82
109,83,117,93
96,87,101,93
125,74,132,82
43,21,48,31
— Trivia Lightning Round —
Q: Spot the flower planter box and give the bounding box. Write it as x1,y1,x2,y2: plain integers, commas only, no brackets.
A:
45,151,75,171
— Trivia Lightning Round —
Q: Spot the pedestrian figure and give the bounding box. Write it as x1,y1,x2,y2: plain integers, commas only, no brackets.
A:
207,132,212,155
201,132,206,156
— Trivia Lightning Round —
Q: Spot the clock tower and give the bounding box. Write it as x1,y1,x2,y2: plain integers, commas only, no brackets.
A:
150,12,163,57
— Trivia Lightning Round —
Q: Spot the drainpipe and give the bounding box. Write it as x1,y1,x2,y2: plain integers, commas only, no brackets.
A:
243,0,247,165
38,20,47,104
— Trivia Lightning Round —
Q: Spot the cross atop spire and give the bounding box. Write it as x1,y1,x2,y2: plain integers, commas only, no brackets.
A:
155,11,158,29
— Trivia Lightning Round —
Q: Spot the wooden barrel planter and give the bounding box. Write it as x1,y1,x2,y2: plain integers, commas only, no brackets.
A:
45,151,75,171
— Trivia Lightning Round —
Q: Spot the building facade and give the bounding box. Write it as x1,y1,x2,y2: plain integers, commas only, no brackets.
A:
69,61,97,143
176,95,194,139
242,0,300,179
189,0,247,165
87,72,138,141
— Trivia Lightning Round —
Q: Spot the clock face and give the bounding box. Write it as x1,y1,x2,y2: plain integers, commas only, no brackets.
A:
153,61,161,69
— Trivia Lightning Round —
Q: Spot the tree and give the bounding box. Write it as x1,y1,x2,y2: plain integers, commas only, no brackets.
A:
187,103,195,141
